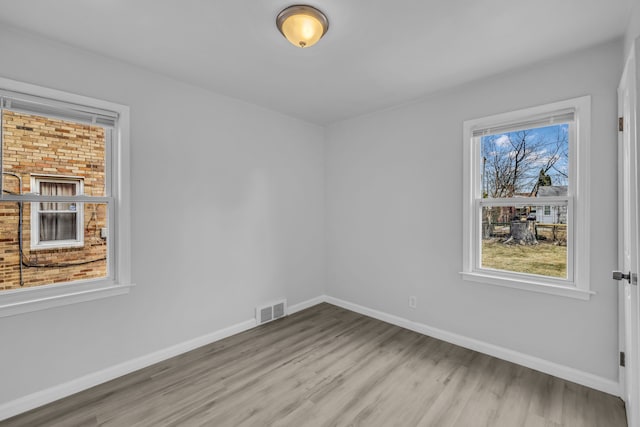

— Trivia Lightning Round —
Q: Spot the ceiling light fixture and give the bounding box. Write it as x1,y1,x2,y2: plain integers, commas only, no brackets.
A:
276,5,329,48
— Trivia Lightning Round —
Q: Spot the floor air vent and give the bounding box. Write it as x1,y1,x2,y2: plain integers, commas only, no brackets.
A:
256,299,287,325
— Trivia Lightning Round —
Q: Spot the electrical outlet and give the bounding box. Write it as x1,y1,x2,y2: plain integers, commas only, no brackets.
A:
408,296,417,309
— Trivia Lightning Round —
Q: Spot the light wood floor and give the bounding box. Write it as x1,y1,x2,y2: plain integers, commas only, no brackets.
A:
2,303,627,427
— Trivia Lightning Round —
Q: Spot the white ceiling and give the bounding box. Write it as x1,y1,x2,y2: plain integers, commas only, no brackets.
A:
0,0,633,125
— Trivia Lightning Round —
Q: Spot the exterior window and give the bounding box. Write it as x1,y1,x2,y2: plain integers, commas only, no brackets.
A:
2,109,107,289
462,97,591,299
31,177,84,249
0,78,131,317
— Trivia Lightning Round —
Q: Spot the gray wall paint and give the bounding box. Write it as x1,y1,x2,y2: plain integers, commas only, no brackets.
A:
0,26,325,404
0,24,628,407
624,1,640,59
326,40,623,381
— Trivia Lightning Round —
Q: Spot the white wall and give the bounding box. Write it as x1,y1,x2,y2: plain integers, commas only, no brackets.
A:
326,40,623,381
0,26,325,405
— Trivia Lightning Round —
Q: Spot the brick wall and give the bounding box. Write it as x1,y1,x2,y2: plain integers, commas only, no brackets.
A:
1,110,107,290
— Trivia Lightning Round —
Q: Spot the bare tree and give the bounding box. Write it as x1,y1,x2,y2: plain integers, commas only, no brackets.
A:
481,125,568,198
481,125,568,242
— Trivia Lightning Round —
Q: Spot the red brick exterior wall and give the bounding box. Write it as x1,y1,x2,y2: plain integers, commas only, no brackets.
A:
1,110,107,290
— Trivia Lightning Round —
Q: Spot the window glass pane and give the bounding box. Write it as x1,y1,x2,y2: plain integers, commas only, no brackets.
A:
480,124,569,198
2,109,106,196
40,181,76,196
481,205,567,278
39,212,77,241
39,181,79,211
0,202,108,290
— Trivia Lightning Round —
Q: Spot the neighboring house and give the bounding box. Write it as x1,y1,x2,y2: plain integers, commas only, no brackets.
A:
0,110,107,290
536,185,567,224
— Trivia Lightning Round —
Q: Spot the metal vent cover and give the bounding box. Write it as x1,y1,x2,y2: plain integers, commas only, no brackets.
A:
256,299,287,325
260,306,273,324
273,302,285,319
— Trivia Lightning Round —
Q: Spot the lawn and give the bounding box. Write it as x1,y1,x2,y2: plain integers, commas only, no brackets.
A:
481,240,567,278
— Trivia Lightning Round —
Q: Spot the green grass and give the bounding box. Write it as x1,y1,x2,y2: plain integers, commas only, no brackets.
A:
481,240,566,278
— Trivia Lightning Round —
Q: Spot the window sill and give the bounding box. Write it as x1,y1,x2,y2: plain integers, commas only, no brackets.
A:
460,271,594,300
0,280,134,317
30,242,85,251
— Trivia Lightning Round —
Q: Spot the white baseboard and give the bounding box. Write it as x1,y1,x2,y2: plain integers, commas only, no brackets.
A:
0,294,327,422
324,296,621,397
0,317,257,422
288,295,326,314
1,293,621,421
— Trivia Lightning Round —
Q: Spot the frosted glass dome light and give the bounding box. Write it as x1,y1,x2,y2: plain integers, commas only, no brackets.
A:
276,5,329,48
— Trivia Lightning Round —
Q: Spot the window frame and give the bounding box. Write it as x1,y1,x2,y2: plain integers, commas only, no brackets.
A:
0,77,132,317
30,175,85,250
461,96,593,300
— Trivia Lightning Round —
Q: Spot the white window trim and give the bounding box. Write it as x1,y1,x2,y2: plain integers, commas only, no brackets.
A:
0,76,133,317
461,96,592,300
30,175,85,250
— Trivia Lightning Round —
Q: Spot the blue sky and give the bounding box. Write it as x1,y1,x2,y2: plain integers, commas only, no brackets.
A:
481,123,569,196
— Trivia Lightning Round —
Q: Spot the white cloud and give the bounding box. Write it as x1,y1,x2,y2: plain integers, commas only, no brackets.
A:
526,150,561,167
495,135,510,147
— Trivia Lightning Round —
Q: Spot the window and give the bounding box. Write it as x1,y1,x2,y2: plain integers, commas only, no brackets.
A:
461,96,592,299
31,176,84,249
0,77,131,316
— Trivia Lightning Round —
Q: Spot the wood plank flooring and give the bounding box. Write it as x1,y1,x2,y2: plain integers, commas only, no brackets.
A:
1,303,627,426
